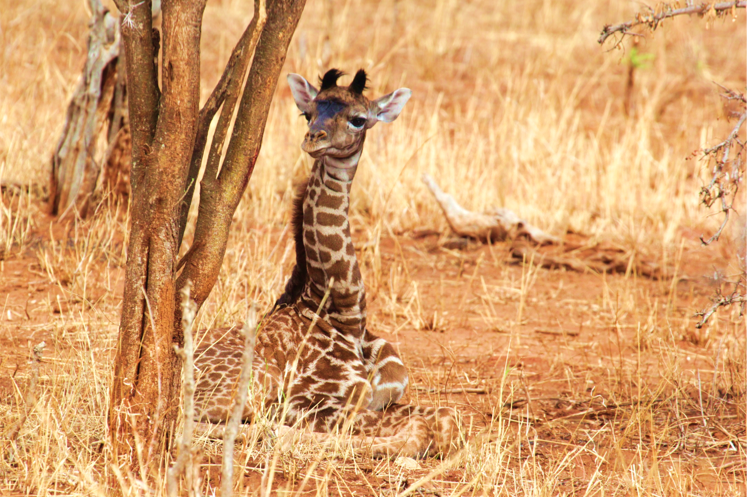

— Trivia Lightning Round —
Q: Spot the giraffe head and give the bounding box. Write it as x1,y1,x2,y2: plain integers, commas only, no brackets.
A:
287,69,411,166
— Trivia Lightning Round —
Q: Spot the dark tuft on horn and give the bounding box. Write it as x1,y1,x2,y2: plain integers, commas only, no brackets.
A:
319,68,344,91
349,69,368,94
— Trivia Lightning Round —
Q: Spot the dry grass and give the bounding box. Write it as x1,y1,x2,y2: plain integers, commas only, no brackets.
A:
1,0,745,495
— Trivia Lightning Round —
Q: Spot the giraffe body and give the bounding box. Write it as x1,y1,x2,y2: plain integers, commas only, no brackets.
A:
194,70,460,458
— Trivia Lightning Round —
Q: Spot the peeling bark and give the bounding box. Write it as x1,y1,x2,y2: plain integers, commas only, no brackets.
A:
50,1,123,218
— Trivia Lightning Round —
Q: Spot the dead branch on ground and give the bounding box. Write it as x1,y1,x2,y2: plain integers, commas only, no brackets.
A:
422,174,665,278
422,173,559,245
510,239,665,279
598,1,746,47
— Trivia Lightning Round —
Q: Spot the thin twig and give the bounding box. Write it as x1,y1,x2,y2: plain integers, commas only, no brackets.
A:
699,109,746,245
695,291,746,328
221,305,259,497
167,284,199,497
599,1,746,46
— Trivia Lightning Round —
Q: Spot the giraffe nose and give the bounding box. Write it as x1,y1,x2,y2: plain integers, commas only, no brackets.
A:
307,129,327,142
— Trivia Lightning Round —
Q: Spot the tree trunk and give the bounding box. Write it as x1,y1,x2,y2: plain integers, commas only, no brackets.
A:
109,0,204,468
108,0,305,476
50,0,131,218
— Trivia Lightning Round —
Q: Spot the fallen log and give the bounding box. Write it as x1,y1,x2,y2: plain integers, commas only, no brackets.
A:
422,173,559,244
422,174,665,279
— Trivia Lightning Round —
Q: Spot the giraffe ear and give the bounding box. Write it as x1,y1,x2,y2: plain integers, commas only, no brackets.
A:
287,73,318,113
371,88,412,124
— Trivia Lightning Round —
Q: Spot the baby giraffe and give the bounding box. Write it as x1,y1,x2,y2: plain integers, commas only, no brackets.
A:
193,69,460,458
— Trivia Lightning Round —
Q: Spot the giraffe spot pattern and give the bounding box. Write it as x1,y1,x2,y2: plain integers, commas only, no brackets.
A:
192,153,461,457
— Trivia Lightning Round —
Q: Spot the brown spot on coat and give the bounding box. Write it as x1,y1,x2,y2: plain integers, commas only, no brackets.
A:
317,232,344,251
318,189,344,210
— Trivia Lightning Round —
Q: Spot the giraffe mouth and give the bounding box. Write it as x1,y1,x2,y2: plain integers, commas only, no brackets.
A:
302,139,331,157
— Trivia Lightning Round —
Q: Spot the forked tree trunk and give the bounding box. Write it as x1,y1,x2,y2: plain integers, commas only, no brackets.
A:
107,0,305,476
50,1,131,218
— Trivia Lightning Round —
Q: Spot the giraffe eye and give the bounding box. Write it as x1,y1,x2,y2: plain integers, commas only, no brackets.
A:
301,112,311,122
349,117,366,128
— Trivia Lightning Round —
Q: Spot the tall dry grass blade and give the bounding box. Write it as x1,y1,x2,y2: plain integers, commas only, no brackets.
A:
221,304,258,497
167,283,199,497
6,341,45,443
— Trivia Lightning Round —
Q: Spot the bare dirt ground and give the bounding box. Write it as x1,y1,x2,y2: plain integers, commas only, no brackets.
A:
1,207,744,495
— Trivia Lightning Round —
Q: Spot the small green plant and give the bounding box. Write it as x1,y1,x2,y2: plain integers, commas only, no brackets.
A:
628,46,654,69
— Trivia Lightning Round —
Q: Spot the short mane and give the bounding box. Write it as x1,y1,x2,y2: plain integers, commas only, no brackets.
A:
272,181,309,310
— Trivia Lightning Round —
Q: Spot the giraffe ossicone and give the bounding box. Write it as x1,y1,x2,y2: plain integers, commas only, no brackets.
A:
194,69,461,458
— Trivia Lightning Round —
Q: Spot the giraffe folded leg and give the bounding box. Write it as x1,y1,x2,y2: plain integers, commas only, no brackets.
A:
361,328,410,411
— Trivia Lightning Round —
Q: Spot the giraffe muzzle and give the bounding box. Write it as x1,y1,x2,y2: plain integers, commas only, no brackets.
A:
302,131,331,156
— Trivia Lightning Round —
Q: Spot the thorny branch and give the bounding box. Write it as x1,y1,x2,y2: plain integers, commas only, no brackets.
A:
699,107,746,245
695,282,746,328
695,87,745,327
598,1,746,47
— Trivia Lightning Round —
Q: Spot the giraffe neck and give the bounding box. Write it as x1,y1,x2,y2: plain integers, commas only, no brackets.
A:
299,154,366,336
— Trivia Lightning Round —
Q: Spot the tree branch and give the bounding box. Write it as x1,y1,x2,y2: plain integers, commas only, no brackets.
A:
599,1,746,46
699,108,746,245
696,289,746,328
178,0,267,247
176,0,306,313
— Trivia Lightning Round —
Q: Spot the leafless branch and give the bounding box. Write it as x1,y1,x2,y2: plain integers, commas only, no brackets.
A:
599,1,746,46
167,284,199,497
699,108,746,245
221,306,259,497
696,287,746,328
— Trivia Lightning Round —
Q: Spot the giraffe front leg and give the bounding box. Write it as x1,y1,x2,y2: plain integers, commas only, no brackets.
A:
361,328,409,411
